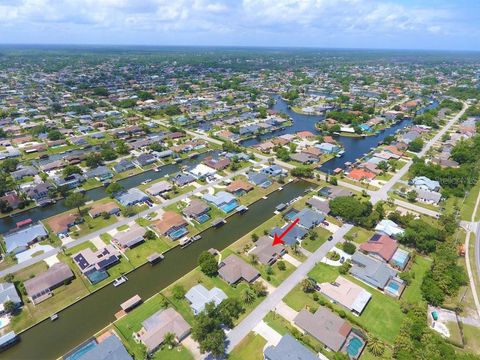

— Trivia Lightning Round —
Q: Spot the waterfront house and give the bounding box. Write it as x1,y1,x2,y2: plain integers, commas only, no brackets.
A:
264,334,319,360
84,166,113,181
347,168,376,181
146,181,173,196
47,212,83,236
270,226,307,246
3,223,49,254
319,276,371,315
135,308,191,354
11,166,38,181
261,165,284,177
318,186,353,199
171,173,196,187
113,225,146,249
203,191,238,213
77,334,132,360
218,255,260,285
182,199,210,222
54,173,84,189
290,152,318,164
247,171,272,188
203,156,230,171
72,244,120,284
25,182,52,205
226,180,254,195
250,235,286,265
185,284,227,315
135,153,157,167
88,202,120,218
306,196,330,214
154,211,188,240
116,188,150,207
24,262,74,305
296,208,325,229
113,159,135,173
316,143,340,154
0,282,22,313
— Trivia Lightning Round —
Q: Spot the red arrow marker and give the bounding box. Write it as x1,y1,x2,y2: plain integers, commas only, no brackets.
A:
273,218,300,245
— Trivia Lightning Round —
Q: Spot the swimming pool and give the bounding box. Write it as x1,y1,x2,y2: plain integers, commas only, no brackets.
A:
85,270,108,285
64,339,97,360
346,336,363,357
284,209,299,221
220,201,238,213
169,227,188,240
196,213,210,224
385,280,402,296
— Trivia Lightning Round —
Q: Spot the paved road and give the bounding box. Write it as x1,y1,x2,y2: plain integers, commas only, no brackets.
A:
0,158,266,278
226,223,353,353
393,199,440,218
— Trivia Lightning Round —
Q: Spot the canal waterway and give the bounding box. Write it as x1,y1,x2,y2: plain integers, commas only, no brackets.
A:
0,150,219,234
1,180,311,360
241,95,417,173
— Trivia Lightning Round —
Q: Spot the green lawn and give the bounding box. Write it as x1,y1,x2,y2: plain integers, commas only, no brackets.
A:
152,346,193,360
301,227,330,253
463,324,480,353
125,238,173,267
229,332,267,360
345,226,374,244
401,255,432,304
459,180,480,221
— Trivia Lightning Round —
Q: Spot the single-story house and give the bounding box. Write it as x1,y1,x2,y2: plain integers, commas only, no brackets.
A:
116,188,150,207
306,197,330,214
135,153,157,167
183,199,210,222
54,173,84,189
113,225,146,249
203,191,238,213
146,181,173,196
3,223,48,254
154,211,188,239
294,307,352,352
46,212,83,236
135,308,191,354
318,186,353,199
290,152,318,164
72,244,120,284
410,176,440,192
189,164,216,178
270,226,307,246
319,276,371,315
26,182,52,204
250,235,286,265
203,156,230,171
226,180,254,195
185,284,227,315
218,255,260,285
264,334,319,360
316,143,340,154
88,202,120,218
375,219,404,238
24,262,74,305
296,208,325,229
0,282,22,314
11,166,38,181
113,159,135,173
414,188,442,204
84,166,113,181
359,234,398,263
347,168,376,181
247,172,272,188
350,252,398,290
171,173,196,187
261,165,285,177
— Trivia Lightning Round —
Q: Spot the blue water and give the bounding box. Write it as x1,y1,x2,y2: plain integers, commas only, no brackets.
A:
85,270,108,285
169,227,188,240
64,340,97,360
386,281,400,293
196,213,210,224
346,337,363,357
221,201,238,213
284,209,299,220
240,95,440,173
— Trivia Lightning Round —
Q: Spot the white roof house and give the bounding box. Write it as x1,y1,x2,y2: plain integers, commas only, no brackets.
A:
319,276,371,315
185,284,227,315
375,219,404,238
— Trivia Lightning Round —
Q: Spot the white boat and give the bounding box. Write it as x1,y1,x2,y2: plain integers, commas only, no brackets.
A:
141,179,152,185
113,275,128,287
50,314,59,321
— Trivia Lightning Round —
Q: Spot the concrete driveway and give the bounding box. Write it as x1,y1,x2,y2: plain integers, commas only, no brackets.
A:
253,320,282,347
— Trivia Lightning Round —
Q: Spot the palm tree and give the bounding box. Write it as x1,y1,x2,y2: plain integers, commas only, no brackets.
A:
241,288,256,304
367,335,385,356
301,278,315,293
163,332,176,348
249,253,259,265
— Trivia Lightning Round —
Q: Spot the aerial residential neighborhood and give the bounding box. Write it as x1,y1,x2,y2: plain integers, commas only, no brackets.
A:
0,2,479,360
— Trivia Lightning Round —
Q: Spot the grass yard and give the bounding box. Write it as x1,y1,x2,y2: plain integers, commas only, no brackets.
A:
401,255,431,304
125,238,173,267
152,345,193,360
462,324,480,353
459,180,480,221
344,226,374,244
229,332,267,360
301,227,330,253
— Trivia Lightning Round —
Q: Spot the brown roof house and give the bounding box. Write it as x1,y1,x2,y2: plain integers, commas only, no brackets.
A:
47,212,83,236
134,308,191,354
294,307,365,356
113,225,147,249
359,234,398,263
24,262,74,305
250,236,286,265
218,255,260,285
88,202,120,218
182,199,210,222
226,180,254,195
154,211,188,240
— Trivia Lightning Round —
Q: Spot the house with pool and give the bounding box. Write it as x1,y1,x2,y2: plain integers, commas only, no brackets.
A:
203,191,238,213
154,211,189,240
182,199,211,224
294,307,366,359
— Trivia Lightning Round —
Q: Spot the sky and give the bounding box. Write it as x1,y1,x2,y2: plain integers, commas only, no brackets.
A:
0,0,479,51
